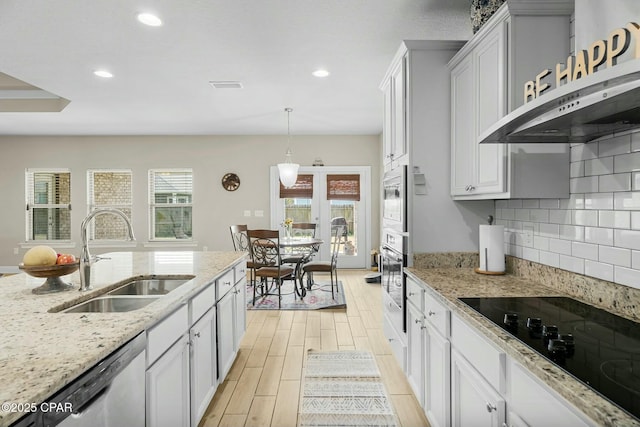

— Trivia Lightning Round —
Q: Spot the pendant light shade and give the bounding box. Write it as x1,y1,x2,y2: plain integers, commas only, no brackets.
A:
277,107,299,188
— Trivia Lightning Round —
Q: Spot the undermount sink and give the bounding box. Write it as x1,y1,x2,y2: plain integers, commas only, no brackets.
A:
107,277,193,296
63,296,160,313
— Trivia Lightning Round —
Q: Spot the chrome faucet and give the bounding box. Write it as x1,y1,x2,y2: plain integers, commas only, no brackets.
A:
80,208,135,291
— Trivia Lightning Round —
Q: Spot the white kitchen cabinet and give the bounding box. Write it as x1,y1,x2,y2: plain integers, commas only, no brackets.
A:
233,264,247,349
406,301,425,405
190,307,217,427
217,289,235,382
146,334,191,427
424,323,450,427
381,57,406,171
451,348,506,427
449,2,572,200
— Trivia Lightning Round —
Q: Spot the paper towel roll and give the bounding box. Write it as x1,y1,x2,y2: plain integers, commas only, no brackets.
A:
479,224,505,273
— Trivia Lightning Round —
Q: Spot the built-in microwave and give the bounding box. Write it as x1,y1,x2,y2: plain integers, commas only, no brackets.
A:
382,166,407,232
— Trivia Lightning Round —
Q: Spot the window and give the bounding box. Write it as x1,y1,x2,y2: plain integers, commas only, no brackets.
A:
87,170,133,240
280,174,314,223
149,169,193,240
25,169,71,241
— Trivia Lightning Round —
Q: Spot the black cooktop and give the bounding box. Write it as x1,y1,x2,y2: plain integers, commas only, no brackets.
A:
459,296,640,420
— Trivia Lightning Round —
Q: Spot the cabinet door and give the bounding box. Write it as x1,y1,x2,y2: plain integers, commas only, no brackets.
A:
391,57,406,163
217,290,235,381
450,55,475,196
406,302,424,406
191,308,217,426
425,325,451,427
146,335,190,427
473,22,506,195
451,349,505,427
233,279,247,350
382,79,393,168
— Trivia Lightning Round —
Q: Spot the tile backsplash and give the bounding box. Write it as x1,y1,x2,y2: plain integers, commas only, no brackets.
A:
495,130,640,289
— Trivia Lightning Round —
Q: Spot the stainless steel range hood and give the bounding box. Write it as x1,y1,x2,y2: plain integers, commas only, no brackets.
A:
479,60,640,144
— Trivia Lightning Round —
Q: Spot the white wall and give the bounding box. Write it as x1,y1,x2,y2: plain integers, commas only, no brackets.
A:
0,135,380,268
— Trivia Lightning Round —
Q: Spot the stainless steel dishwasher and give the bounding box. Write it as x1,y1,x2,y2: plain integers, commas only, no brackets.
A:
40,332,146,427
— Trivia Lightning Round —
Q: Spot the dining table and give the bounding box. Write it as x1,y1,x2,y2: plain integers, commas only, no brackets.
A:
279,237,323,298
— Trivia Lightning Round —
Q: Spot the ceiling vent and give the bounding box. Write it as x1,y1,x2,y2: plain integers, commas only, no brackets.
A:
209,81,243,89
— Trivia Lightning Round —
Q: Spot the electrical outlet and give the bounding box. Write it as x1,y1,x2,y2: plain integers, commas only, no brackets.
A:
243,210,251,217
523,226,534,246
13,247,19,255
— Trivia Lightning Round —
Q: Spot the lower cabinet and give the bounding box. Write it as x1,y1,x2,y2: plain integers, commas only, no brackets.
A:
406,301,425,405
451,348,506,427
217,288,235,381
190,307,217,426
424,324,450,427
146,335,191,427
233,277,247,349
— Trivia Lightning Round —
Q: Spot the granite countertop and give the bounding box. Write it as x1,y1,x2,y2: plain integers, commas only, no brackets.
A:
406,266,640,427
0,251,245,427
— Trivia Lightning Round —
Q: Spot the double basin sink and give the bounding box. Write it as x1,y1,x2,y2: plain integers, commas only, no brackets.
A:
62,277,194,313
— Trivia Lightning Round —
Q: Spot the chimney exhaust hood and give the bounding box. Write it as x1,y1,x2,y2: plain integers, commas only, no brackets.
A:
479,60,640,144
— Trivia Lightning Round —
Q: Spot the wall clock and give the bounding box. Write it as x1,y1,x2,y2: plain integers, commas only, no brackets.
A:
221,173,240,191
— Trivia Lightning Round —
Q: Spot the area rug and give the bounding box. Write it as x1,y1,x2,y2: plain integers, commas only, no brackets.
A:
247,280,346,310
298,350,398,427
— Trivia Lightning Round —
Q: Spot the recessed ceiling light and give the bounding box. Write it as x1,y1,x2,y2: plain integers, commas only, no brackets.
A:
94,70,113,78
312,69,330,78
137,13,162,26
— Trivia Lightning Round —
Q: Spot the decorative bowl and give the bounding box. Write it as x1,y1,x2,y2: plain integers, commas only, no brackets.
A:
19,261,79,294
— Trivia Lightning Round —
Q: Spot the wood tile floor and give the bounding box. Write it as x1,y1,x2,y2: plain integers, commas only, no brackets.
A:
199,269,429,427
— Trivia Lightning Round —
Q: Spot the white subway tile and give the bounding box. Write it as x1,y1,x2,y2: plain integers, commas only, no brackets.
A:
584,157,614,176
496,200,509,209
585,260,614,282
539,223,560,238
539,251,560,268
614,266,640,289
509,221,523,232
559,225,585,241
540,199,560,209
599,173,631,192
549,238,572,255
573,210,598,226
560,255,585,274
570,176,598,193
599,245,631,267
633,251,640,269
614,229,640,250
584,227,614,245
598,134,631,157
633,172,640,191
584,193,614,210
614,192,640,210
522,200,539,209
632,131,640,152
571,143,598,162
614,151,640,173
508,199,523,209
599,210,631,229
523,247,540,263
529,209,550,223
633,212,640,230
515,209,530,221
501,208,515,220
572,241,599,260
560,195,584,210
570,161,584,178
534,235,550,251
549,209,572,224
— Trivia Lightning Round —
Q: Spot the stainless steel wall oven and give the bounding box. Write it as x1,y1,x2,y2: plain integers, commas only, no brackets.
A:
382,166,407,232
381,229,407,333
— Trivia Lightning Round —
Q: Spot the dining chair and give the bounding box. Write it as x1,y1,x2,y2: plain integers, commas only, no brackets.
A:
229,224,257,286
330,217,349,244
301,225,344,299
247,229,294,308
282,223,317,265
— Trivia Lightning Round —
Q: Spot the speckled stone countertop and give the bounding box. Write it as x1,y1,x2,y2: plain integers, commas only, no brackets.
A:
0,251,245,427
407,260,640,427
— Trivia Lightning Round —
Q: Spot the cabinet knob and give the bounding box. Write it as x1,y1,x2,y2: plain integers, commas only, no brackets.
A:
408,292,415,296
194,332,201,338
224,281,231,286
388,338,394,342
415,318,421,324
486,403,497,413
428,311,436,316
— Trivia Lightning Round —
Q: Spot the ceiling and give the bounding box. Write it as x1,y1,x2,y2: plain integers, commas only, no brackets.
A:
0,0,471,136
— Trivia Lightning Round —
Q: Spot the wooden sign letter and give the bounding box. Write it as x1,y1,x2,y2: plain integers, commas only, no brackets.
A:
556,56,573,87
535,69,551,97
524,80,536,103
628,22,640,59
588,39,607,74
607,27,630,67
573,50,589,80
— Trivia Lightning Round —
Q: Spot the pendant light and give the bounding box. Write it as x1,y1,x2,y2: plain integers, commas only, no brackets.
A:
277,107,299,188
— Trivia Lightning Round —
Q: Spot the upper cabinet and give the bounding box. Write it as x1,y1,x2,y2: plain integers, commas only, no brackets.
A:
381,54,407,170
449,1,573,200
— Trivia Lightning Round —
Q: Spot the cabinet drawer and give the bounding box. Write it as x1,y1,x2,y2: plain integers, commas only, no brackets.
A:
147,304,189,367
424,289,450,337
191,282,215,324
382,290,403,334
406,275,423,310
234,261,247,284
216,269,235,301
383,313,407,372
451,313,505,393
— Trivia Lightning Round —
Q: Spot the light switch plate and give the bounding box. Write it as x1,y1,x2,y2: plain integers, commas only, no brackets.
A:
255,210,264,217
243,210,251,217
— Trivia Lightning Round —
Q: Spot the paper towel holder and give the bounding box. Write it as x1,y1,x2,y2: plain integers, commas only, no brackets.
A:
475,219,506,275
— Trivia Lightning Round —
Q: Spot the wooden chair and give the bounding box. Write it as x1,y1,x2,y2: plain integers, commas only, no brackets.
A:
229,224,257,285
248,229,294,308
301,225,344,299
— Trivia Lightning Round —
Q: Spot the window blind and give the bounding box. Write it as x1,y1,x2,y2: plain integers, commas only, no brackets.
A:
327,174,360,201
279,174,313,198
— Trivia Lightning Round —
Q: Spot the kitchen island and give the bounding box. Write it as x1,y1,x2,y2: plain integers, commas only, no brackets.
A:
0,251,246,427
407,262,640,427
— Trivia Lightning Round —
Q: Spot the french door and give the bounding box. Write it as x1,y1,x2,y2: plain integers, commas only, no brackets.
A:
270,166,371,269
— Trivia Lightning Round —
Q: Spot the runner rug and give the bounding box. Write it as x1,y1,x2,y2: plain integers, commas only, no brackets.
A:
298,350,398,427
247,280,346,310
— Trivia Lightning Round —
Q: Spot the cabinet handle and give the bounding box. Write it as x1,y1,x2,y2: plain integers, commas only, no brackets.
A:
388,338,394,342
194,332,201,338
224,281,231,286
428,311,436,316
408,292,415,296
414,318,421,324
486,403,497,413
